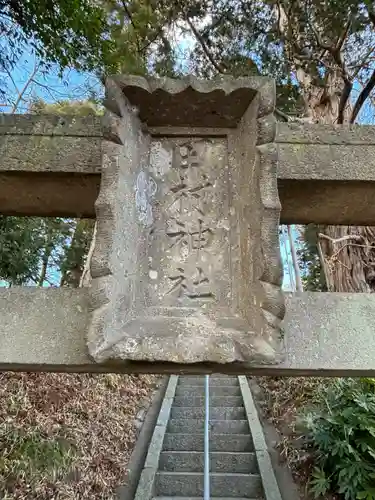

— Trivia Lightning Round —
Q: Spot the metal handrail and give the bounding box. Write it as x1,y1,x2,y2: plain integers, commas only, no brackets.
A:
204,374,210,500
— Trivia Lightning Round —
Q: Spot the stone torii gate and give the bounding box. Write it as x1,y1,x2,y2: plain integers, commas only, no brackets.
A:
1,74,375,376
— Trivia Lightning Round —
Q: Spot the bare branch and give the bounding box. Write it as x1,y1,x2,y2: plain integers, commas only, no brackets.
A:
309,21,332,52
318,233,363,244
11,60,39,113
350,68,375,123
139,27,164,53
317,239,331,290
336,18,352,52
351,46,375,77
274,108,290,121
4,66,19,94
186,17,227,74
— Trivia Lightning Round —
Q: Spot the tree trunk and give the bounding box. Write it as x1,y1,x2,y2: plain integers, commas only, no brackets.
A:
38,253,50,287
302,77,375,293
287,225,303,292
60,219,95,287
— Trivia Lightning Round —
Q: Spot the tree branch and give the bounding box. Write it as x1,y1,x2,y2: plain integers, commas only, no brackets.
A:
139,27,164,53
186,16,227,74
274,108,290,121
336,18,352,52
120,0,140,51
318,233,363,244
314,17,353,124
11,60,39,113
350,68,375,123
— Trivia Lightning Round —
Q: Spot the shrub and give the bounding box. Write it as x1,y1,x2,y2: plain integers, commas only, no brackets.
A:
301,378,375,500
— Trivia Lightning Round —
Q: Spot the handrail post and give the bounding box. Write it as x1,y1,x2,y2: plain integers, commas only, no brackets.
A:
204,374,210,500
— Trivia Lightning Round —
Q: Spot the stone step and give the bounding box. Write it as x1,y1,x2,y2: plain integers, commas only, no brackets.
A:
167,418,249,434
177,377,239,387
175,385,241,397
159,450,258,473
172,395,243,407
153,497,256,499
170,406,245,420
163,433,254,452
155,471,263,497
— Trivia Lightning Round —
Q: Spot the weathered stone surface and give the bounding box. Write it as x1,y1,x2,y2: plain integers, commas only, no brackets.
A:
1,115,375,225
277,122,375,145
0,172,99,218
279,179,375,225
106,74,275,127
278,143,375,181
0,287,91,369
281,292,375,374
2,290,375,375
0,135,102,173
277,128,375,225
85,76,284,366
0,113,102,136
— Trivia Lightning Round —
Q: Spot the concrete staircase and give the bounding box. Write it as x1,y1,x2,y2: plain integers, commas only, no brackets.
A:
135,375,282,500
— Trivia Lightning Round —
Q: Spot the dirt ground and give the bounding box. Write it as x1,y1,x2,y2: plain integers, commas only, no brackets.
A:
0,372,158,499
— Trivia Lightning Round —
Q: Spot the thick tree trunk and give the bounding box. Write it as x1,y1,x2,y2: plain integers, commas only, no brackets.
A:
303,77,375,293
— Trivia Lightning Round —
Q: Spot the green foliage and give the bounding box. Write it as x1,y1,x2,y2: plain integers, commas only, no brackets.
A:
0,216,43,285
297,225,327,291
0,216,72,286
29,98,104,116
0,425,76,486
0,0,116,77
301,379,375,499
101,0,180,76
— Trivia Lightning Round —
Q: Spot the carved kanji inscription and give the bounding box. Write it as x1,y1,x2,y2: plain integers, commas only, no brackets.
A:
149,138,230,307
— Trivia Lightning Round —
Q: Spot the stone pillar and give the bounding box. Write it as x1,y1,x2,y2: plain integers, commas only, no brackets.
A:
87,75,285,366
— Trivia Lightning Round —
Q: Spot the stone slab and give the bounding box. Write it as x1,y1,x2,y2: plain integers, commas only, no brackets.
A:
0,116,375,225
154,471,262,497
0,287,91,368
276,122,375,145
278,143,375,181
3,289,375,375
134,376,178,500
0,172,99,218
108,74,274,127
0,114,102,136
278,140,375,224
162,433,253,452
278,179,375,225
158,450,257,473
238,376,282,500
0,135,102,173
87,80,284,367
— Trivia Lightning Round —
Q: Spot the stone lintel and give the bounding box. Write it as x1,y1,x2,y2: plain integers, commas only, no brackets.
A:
277,123,375,224
1,117,375,225
105,74,274,127
1,288,375,376
276,122,375,145
0,113,102,137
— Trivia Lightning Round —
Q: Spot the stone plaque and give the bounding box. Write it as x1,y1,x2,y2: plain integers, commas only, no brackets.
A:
87,75,284,366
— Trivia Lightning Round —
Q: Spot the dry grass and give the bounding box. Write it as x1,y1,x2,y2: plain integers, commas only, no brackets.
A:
0,372,158,499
